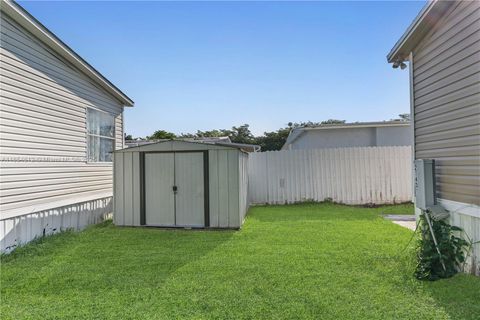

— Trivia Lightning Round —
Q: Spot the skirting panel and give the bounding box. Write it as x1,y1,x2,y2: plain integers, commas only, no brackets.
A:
440,199,480,276
451,212,480,276
0,197,113,253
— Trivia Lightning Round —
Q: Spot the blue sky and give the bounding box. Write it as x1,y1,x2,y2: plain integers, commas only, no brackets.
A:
20,1,425,137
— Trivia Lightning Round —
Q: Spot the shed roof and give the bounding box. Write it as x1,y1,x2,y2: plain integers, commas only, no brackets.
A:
0,0,134,106
125,138,260,152
387,0,455,63
116,139,248,153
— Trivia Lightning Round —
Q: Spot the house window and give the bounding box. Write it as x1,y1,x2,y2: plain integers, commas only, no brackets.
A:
87,108,115,162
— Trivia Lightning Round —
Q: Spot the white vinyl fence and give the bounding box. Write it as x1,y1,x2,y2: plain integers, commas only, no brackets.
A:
248,146,412,205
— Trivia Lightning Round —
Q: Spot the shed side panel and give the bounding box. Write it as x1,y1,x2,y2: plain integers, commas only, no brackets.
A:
132,152,141,226
123,153,133,226
412,2,480,205
208,150,220,228
216,150,230,228
227,150,240,228
114,153,124,225
238,152,249,223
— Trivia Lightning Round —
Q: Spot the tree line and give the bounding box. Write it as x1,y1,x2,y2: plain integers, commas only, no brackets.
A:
125,114,409,151
125,120,344,151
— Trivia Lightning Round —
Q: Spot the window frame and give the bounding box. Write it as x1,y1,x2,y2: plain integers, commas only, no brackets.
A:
86,107,116,163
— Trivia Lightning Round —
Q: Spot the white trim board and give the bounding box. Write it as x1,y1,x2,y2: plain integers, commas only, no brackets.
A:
438,199,480,219
0,191,113,221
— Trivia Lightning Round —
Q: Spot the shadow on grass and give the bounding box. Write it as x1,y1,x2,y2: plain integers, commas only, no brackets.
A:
421,274,480,320
1,222,235,293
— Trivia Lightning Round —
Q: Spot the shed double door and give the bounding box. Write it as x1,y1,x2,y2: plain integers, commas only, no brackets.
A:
144,152,205,227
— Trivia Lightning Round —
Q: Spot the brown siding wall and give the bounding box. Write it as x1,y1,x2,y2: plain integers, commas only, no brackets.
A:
412,0,480,205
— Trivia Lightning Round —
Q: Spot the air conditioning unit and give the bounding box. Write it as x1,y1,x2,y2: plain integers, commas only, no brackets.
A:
414,159,436,210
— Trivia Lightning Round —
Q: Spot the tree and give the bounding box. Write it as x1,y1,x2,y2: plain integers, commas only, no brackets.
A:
390,113,411,122
144,119,352,151
255,119,346,151
398,113,410,121
193,124,254,144
178,132,195,138
196,129,231,138
147,130,176,140
256,127,291,151
124,134,133,141
229,124,255,144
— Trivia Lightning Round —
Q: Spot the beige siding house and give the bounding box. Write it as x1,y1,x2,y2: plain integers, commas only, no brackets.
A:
388,0,479,275
0,0,133,251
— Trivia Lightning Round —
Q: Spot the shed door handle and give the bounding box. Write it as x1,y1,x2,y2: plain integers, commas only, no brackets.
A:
173,185,178,193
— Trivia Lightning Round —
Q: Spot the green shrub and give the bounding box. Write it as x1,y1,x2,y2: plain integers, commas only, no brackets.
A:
415,212,470,280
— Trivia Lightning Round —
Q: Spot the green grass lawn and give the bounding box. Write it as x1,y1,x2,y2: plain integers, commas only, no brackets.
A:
1,203,479,319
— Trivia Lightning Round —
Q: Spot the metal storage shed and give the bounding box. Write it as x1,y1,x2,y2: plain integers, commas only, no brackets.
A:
113,140,249,229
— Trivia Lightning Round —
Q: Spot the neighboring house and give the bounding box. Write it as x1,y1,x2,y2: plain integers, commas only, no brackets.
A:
388,0,479,275
0,1,133,251
282,121,411,150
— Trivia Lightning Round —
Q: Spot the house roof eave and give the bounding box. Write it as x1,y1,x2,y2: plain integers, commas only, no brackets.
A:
387,0,454,64
1,0,134,107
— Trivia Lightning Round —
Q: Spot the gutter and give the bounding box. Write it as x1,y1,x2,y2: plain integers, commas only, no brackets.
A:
300,122,410,131
387,0,454,64
387,0,434,63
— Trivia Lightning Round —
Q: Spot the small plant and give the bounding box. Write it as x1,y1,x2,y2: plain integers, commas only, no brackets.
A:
415,211,470,280
362,202,378,208
290,198,339,206
323,197,334,203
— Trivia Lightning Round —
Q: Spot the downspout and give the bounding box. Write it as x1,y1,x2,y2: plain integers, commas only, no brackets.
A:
408,52,417,214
